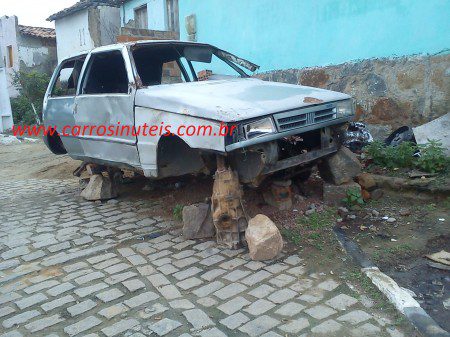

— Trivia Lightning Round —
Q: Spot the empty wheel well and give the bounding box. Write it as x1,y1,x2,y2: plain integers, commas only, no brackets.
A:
157,136,212,178
44,130,67,155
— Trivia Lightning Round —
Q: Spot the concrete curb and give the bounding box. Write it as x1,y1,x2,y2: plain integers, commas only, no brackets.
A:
334,227,450,337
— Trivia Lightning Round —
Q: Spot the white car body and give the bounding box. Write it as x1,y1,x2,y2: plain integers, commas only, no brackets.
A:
43,41,354,184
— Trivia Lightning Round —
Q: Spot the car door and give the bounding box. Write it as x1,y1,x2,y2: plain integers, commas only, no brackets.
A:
74,47,140,168
43,54,86,157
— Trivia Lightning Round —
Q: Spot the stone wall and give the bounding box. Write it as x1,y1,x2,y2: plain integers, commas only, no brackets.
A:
257,53,450,138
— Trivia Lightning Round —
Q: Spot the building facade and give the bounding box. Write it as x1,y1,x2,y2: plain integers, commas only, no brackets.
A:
48,0,121,62
178,0,450,134
0,16,57,131
0,15,57,97
120,0,179,32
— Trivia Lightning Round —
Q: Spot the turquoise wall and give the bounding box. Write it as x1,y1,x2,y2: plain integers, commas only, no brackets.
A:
179,0,450,72
121,0,167,31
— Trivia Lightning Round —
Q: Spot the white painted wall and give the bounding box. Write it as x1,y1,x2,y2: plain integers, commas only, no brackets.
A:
0,68,13,132
55,7,120,62
148,0,167,30
0,16,20,97
18,45,50,68
55,10,94,62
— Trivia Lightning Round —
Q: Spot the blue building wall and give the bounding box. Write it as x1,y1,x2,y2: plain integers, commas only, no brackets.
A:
121,0,167,31
178,0,450,72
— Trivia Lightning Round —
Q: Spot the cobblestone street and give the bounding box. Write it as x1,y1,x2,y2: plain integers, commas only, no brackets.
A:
0,179,408,337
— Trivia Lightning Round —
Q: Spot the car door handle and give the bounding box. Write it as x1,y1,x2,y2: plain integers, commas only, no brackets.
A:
73,103,78,115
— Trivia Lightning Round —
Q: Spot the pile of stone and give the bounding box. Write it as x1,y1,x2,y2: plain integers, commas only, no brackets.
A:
182,203,284,261
319,147,363,205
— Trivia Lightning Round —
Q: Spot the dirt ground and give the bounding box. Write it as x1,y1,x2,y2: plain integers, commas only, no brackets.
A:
2,139,448,334
337,192,450,331
0,140,80,181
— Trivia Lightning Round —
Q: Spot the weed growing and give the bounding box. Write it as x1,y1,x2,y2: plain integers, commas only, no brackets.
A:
365,140,449,173
172,204,184,221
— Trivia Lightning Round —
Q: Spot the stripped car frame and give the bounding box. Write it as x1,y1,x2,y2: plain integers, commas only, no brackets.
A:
43,40,354,186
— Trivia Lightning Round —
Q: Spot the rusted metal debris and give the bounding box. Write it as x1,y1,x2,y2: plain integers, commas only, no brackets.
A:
216,49,260,72
211,155,248,249
263,180,293,210
73,162,87,177
303,97,323,104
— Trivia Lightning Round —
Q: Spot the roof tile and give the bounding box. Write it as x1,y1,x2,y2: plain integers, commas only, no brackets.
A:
47,0,120,21
19,25,56,39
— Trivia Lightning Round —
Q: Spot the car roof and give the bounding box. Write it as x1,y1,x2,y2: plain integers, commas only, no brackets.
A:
61,40,216,61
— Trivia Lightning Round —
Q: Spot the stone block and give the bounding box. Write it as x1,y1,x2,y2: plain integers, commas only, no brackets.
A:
356,173,377,191
80,174,117,201
245,214,283,261
182,203,215,239
323,182,361,206
318,147,361,185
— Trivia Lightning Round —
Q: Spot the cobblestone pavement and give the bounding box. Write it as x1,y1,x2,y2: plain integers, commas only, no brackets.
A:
0,179,406,337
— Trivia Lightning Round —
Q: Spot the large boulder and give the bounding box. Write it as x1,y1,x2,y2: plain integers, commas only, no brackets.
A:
318,147,362,185
80,174,117,201
182,203,215,239
245,214,283,261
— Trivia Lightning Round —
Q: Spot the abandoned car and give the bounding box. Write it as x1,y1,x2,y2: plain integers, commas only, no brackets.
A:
43,41,354,186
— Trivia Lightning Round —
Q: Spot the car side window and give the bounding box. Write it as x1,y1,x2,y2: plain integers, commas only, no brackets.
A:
51,56,85,97
82,51,129,95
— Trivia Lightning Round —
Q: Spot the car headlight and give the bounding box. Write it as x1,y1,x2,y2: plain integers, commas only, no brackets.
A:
244,117,276,139
335,99,354,118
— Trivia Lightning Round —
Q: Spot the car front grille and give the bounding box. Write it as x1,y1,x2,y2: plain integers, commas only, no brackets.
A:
274,106,336,132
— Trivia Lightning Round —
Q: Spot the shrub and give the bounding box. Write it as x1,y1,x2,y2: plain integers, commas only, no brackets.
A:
11,96,37,126
365,141,416,169
392,141,417,168
365,141,386,165
416,140,449,173
11,70,51,125
364,140,448,173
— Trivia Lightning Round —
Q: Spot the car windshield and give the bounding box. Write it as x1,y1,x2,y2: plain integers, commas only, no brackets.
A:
131,44,253,86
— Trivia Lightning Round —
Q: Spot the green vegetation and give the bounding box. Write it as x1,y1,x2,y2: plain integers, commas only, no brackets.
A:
297,208,336,229
11,95,38,126
11,71,51,125
342,187,364,208
372,244,414,263
442,197,450,211
346,268,384,303
416,140,449,173
172,204,184,221
365,140,449,173
424,203,437,212
282,208,336,250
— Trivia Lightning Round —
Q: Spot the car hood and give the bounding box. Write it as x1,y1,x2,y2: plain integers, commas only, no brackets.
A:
135,78,350,122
